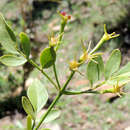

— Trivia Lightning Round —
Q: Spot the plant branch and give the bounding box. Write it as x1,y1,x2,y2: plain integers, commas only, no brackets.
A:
16,48,59,90
34,92,62,130
53,63,61,90
63,89,100,95
92,81,106,90
34,71,75,130
28,59,59,90
55,20,66,51
61,71,75,92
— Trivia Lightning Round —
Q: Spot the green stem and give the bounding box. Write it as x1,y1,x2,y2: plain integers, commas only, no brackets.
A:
16,48,59,90
64,89,100,95
64,81,106,95
28,59,59,90
53,64,61,90
61,71,75,92
34,92,62,130
34,71,75,130
32,120,35,130
89,35,105,54
55,20,66,51
92,81,106,90
64,89,115,95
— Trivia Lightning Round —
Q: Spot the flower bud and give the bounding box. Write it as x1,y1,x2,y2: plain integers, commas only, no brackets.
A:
50,37,58,46
102,24,120,42
80,51,88,62
60,11,66,16
58,11,71,22
69,60,80,71
90,24,120,54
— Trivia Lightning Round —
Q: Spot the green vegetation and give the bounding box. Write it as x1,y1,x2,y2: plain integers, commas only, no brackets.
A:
0,0,130,130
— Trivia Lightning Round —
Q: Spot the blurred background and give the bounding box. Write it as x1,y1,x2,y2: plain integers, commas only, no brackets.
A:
0,0,130,130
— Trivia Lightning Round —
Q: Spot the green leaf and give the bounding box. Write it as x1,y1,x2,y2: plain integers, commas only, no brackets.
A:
27,115,32,130
19,32,31,58
41,128,51,130
104,49,121,80
0,55,27,66
22,96,35,120
0,13,18,54
107,62,130,85
27,79,48,112
86,56,104,86
115,62,130,76
106,72,130,86
43,110,61,123
40,47,56,69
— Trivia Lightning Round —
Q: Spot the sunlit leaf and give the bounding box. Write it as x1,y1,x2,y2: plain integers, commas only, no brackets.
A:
41,128,51,130
27,79,48,112
43,109,61,123
0,13,18,54
86,56,104,86
22,96,35,120
106,72,130,86
19,32,31,58
115,62,130,76
40,47,56,69
104,49,121,80
36,109,60,124
0,55,27,66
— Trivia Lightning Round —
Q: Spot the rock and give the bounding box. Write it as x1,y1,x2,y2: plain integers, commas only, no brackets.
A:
45,123,61,130
125,126,130,130
25,78,34,88
74,80,89,88
106,117,113,124
48,18,70,32
35,30,48,43
49,25,69,32
11,87,22,97
42,10,52,19
48,18,59,29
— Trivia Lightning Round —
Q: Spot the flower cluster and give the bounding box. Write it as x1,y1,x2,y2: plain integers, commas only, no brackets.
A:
59,11,71,22
69,24,120,72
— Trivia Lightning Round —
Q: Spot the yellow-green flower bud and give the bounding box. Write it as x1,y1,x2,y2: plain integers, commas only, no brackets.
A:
69,60,80,71
90,24,120,54
80,51,88,62
102,24,120,42
49,36,58,47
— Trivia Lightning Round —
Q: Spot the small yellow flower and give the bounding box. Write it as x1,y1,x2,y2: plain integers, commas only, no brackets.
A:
102,24,120,42
113,81,125,97
80,51,88,62
49,33,63,47
50,37,58,46
79,41,103,63
69,60,80,71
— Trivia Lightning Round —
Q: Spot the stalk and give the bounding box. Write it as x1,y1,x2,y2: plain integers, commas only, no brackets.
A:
34,71,75,130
